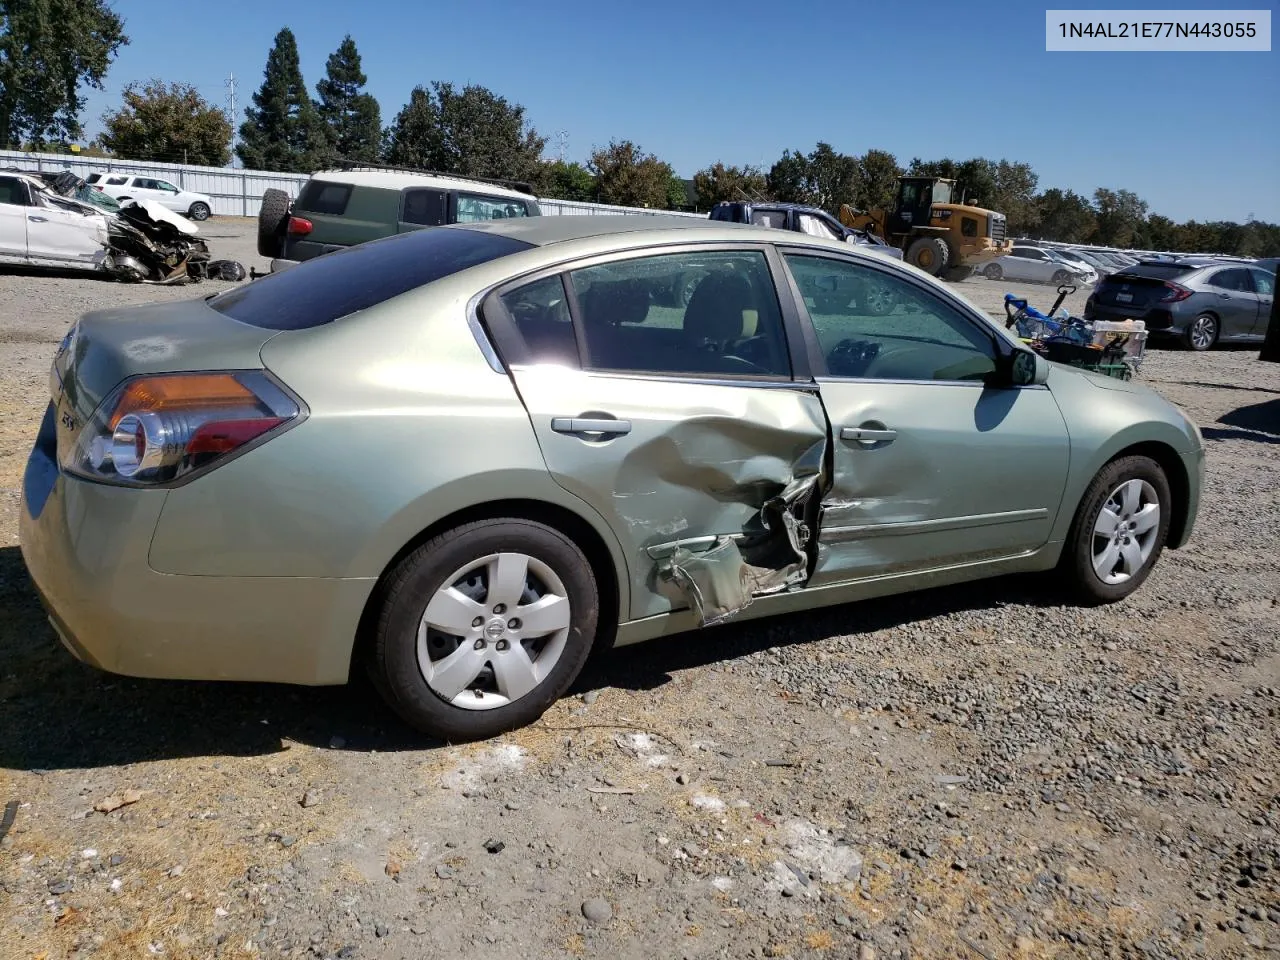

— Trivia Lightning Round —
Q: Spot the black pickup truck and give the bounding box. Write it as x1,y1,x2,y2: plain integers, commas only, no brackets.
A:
709,201,903,258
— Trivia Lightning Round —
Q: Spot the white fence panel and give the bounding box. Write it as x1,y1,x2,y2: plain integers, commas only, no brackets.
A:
1,150,709,222
0,149,309,217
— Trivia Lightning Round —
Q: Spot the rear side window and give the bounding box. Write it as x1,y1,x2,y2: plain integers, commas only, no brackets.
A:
296,180,353,216
402,188,445,225
209,227,533,330
750,209,788,228
1208,268,1253,293
0,176,30,206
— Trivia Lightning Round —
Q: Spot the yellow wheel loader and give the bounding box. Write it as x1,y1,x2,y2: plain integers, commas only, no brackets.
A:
839,177,1012,281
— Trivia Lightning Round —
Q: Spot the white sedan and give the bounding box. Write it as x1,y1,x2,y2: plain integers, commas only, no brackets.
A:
0,171,110,271
87,173,214,221
980,245,1097,285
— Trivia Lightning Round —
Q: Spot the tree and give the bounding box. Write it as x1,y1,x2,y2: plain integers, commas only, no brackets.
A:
1093,188,1148,247
539,159,595,201
855,149,902,211
99,80,231,165
315,35,381,163
692,162,768,207
237,27,328,172
989,160,1039,235
1035,188,1096,243
383,86,441,168
0,0,128,148
589,140,677,208
767,149,816,205
432,82,545,182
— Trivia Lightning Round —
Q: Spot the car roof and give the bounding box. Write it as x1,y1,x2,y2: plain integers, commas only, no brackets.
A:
442,214,831,247
308,168,534,200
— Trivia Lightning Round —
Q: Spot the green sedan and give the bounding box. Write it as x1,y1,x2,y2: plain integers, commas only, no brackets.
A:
19,216,1205,742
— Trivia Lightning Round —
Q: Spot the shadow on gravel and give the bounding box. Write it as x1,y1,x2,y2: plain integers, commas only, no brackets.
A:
0,539,1063,771
0,265,118,283
1215,397,1280,437
576,572,1065,698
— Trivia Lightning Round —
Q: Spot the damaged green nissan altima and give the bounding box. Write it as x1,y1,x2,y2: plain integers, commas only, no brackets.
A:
20,215,1205,742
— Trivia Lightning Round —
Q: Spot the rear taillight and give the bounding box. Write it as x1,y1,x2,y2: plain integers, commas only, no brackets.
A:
1159,282,1193,302
287,216,313,236
65,371,301,486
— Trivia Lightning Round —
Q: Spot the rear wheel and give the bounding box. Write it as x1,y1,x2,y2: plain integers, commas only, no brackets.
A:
1059,455,1171,605
188,202,211,221
1186,313,1218,351
257,188,291,258
369,518,599,742
906,236,950,276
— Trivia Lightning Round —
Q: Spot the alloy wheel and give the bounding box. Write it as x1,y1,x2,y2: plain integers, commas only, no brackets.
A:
1189,315,1217,350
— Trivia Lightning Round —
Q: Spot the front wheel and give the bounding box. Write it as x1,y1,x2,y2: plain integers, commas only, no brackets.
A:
369,518,599,742
983,263,1003,280
1051,269,1071,285
188,202,211,221
1059,455,1171,605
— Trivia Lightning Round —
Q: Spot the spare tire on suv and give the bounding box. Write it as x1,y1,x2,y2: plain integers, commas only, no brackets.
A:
257,188,291,258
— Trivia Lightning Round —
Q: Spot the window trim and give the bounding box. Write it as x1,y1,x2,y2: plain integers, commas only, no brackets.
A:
773,245,1025,387
476,241,816,385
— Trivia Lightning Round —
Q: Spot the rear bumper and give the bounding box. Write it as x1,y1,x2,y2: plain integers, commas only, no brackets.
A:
1085,303,1180,333
19,405,374,686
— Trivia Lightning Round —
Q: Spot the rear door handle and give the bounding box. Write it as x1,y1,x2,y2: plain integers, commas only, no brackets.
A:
841,426,897,445
27,215,48,223
550,417,632,437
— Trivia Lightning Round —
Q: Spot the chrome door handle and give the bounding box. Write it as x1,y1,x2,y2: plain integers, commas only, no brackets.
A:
550,417,632,437
28,215,48,222
841,426,897,445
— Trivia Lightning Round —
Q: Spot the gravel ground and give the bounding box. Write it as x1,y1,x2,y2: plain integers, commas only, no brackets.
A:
1,220,1277,960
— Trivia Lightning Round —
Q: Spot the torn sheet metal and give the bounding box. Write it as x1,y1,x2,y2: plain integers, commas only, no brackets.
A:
658,537,755,627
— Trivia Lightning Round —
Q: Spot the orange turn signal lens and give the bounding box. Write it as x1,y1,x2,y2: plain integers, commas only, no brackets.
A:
107,374,258,429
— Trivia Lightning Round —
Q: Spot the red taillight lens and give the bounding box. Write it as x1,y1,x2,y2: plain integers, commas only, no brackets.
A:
67,371,302,486
287,216,313,236
1160,282,1193,302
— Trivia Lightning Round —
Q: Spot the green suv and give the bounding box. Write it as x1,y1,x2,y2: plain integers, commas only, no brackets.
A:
258,165,542,271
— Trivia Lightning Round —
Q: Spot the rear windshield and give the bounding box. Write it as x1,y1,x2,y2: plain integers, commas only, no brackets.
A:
208,227,534,330
1102,263,1196,283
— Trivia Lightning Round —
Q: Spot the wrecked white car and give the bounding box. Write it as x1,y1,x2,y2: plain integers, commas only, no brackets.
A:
0,170,232,284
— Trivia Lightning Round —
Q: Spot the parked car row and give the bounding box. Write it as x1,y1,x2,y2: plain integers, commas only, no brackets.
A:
84,173,214,221
980,244,1100,286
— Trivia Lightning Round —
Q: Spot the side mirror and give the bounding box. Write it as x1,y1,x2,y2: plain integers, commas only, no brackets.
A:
1009,348,1049,387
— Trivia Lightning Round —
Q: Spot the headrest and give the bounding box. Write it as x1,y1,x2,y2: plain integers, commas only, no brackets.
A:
578,278,651,326
683,272,757,343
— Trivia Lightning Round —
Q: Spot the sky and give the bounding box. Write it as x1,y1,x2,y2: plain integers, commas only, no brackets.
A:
80,0,1278,223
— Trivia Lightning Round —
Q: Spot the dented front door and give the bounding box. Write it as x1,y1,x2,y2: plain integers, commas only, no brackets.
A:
488,246,829,623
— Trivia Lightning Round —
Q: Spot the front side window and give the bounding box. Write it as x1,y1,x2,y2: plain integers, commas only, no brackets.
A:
455,193,530,222
1249,267,1275,296
1209,268,1251,292
547,250,792,378
156,180,179,193
785,254,998,382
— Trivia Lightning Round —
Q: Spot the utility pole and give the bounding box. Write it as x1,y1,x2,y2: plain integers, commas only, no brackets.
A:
224,72,238,168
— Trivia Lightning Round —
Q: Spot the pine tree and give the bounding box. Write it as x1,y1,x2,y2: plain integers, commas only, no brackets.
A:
316,35,381,163
236,27,328,172
383,86,442,168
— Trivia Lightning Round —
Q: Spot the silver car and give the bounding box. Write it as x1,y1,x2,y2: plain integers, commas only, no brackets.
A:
1085,257,1276,350
981,245,1095,285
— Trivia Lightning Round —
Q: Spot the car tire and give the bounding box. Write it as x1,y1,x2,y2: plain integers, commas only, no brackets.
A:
906,236,950,276
1051,269,1071,285
188,202,211,221
1059,455,1171,606
368,518,600,742
1185,313,1218,351
257,188,291,259
983,263,1003,280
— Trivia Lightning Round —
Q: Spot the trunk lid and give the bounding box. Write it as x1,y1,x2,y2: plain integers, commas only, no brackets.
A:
51,297,283,467
1093,264,1193,310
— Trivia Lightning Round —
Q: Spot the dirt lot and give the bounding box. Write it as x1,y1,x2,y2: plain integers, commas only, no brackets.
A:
1,220,1277,960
